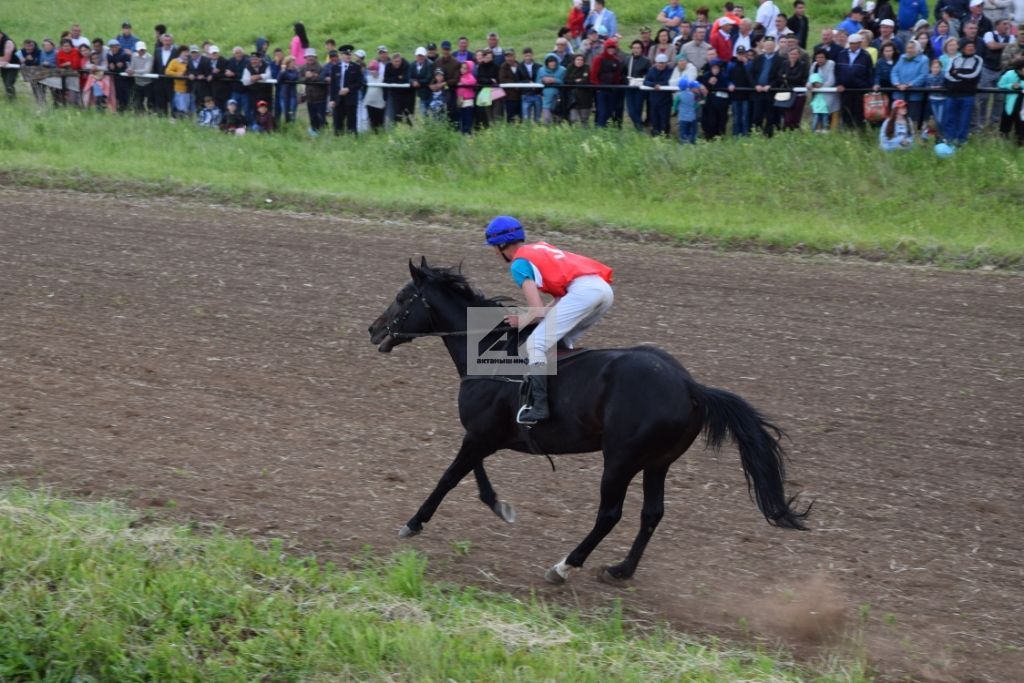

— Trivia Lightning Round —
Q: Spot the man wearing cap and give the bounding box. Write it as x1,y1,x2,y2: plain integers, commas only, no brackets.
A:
117,22,139,53
873,19,905,53
964,0,995,33
128,41,155,112
298,49,326,133
657,0,686,36
328,47,364,134
435,41,461,122
410,46,434,116
710,17,737,60
186,44,212,108
204,47,226,110
637,26,655,54
643,52,675,135
585,0,619,38
106,39,132,109
835,31,874,128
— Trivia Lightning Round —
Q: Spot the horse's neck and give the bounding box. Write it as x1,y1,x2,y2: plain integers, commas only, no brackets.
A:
442,335,468,377
432,298,470,377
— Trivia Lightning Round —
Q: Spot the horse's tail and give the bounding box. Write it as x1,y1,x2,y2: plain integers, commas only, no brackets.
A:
688,380,811,530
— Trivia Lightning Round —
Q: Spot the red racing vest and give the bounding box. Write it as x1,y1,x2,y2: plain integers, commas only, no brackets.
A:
515,242,613,297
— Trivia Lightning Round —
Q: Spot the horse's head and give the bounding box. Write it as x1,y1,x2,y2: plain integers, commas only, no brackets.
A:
368,258,436,353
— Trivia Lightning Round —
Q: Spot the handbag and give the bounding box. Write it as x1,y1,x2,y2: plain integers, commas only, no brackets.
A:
773,91,795,109
490,86,507,100
475,87,492,107
863,92,889,123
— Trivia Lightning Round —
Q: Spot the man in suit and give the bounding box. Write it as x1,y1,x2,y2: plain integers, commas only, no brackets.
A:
750,36,783,135
834,31,874,128
186,45,211,113
152,32,177,115
328,47,364,135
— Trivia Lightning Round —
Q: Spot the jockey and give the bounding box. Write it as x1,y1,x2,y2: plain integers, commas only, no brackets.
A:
484,215,614,424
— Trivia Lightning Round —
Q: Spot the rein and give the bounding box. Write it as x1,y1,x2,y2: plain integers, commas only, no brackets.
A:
383,286,513,339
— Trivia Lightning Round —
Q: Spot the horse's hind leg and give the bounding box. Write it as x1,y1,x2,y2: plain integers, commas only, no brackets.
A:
602,464,670,581
545,458,638,584
400,435,494,538
474,465,516,523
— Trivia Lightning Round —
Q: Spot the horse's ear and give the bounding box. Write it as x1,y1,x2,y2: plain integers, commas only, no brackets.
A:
456,259,464,274
420,255,429,271
409,258,424,285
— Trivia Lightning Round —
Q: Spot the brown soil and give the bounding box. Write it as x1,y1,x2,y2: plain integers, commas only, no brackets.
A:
1,188,1021,682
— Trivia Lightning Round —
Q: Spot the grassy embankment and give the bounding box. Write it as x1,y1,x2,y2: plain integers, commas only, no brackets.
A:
0,487,869,681
2,101,1022,267
6,0,857,56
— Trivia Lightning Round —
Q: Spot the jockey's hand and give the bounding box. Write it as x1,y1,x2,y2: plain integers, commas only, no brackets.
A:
504,314,520,328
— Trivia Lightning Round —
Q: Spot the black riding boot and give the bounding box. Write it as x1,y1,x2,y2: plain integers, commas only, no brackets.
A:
517,373,550,424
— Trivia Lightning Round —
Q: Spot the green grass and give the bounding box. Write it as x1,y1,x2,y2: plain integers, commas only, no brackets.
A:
0,487,869,681
5,1,856,57
2,101,1021,267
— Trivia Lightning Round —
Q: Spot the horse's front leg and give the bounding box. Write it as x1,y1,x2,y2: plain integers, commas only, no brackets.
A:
400,436,496,538
474,464,517,524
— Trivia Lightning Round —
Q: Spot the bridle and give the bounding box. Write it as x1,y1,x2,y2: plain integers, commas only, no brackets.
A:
383,285,468,340
382,284,517,340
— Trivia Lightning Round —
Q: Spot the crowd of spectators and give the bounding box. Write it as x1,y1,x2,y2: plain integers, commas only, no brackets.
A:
1,0,1022,147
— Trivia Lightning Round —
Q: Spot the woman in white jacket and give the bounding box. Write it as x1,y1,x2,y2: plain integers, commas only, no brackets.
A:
363,59,387,132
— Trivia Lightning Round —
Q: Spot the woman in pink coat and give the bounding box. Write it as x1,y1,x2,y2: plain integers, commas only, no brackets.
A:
291,23,309,63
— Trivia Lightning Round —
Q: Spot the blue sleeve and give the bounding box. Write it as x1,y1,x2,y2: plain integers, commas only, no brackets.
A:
509,258,535,288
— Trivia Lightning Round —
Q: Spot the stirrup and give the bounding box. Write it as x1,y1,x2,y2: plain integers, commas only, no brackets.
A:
516,405,538,426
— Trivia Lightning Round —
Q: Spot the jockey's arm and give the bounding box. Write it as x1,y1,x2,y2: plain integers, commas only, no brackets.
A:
506,279,554,328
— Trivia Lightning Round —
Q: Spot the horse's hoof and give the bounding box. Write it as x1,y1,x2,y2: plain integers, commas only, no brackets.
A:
493,500,517,524
398,524,421,539
544,565,567,584
599,567,631,585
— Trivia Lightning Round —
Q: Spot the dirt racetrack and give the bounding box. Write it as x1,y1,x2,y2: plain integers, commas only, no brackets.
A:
1,188,1021,681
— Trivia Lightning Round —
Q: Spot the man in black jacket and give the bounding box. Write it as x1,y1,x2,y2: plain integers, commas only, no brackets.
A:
787,1,810,49
106,40,132,110
152,33,177,115
624,40,651,131
943,39,983,144
328,48,364,135
750,36,783,135
186,45,211,111
834,32,874,128
409,46,434,117
207,47,231,111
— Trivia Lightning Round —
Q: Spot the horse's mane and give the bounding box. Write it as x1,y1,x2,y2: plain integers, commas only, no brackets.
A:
418,263,507,308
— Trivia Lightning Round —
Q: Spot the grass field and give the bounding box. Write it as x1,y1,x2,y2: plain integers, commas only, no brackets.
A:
6,0,858,58
2,102,1022,267
0,488,869,681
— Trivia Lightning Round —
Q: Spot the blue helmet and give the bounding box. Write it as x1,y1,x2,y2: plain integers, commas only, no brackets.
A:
485,216,526,246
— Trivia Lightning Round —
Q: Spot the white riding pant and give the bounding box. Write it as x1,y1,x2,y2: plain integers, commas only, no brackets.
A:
527,275,613,365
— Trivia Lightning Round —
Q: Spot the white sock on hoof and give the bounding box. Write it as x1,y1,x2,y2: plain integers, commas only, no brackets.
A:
553,556,574,580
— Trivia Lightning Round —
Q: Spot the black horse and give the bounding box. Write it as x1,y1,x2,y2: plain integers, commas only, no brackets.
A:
368,259,809,583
